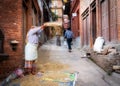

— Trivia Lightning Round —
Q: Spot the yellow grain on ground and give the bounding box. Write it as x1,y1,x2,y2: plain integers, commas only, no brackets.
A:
37,62,69,73
41,71,71,82
14,75,40,86
13,72,68,86
14,74,59,86
12,62,69,86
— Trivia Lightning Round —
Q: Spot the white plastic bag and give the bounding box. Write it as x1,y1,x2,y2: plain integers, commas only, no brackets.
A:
64,41,67,46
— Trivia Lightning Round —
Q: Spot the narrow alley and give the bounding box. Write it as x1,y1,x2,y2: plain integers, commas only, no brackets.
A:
0,0,120,86
8,37,120,86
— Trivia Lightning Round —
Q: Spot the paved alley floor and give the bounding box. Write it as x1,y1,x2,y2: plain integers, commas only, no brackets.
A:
9,37,120,86
37,37,120,86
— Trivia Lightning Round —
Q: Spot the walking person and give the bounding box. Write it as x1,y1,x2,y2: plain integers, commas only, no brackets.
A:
24,24,46,75
55,26,62,46
63,19,70,39
65,28,73,52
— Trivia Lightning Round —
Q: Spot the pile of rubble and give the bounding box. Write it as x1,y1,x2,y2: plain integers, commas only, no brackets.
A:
87,37,120,74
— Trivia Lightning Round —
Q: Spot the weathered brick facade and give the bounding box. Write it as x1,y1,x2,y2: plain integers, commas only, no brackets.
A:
0,0,23,79
77,0,120,74
0,0,44,79
78,0,120,47
117,0,120,41
71,0,80,38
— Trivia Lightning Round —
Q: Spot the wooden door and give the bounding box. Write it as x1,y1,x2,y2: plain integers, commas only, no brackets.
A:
109,0,117,41
83,18,87,45
77,10,80,36
83,14,90,46
117,0,120,40
92,9,96,44
91,2,97,44
101,0,109,41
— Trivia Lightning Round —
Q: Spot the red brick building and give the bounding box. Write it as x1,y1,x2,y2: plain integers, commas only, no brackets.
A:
0,0,51,79
71,0,80,38
70,0,120,48
65,0,120,74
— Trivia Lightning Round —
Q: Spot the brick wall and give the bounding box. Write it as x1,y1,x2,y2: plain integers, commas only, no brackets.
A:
71,0,80,38
117,0,120,41
80,0,94,14
0,0,23,79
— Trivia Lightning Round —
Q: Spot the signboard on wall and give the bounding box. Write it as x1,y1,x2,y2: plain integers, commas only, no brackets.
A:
72,13,77,17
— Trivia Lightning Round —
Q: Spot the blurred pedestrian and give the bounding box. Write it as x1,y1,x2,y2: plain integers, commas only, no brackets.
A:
65,27,73,52
24,24,46,75
63,19,70,39
55,26,62,46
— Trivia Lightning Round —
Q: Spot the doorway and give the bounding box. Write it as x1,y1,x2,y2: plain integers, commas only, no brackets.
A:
0,29,4,53
82,9,90,46
91,2,97,45
100,0,109,42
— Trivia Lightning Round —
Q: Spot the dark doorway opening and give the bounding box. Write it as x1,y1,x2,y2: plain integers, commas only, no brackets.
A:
0,29,4,53
82,8,90,46
0,29,9,62
91,4,97,44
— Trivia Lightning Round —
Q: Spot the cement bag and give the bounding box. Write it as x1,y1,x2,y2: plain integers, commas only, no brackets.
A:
93,37,105,53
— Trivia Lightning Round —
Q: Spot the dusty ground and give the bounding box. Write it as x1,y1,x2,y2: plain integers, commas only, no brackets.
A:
6,37,120,86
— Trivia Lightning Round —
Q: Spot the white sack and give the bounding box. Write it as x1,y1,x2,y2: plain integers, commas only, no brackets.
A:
93,37,105,53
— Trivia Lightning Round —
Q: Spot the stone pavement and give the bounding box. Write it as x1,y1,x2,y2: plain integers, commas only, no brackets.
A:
6,37,120,86
38,37,120,86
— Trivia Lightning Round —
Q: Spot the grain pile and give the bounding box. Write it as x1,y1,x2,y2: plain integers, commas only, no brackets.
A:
37,62,69,72
12,62,70,86
14,74,59,86
44,22,62,27
41,71,71,82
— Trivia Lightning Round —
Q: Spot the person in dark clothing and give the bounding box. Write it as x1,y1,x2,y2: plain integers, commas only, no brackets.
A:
63,29,66,39
63,19,70,39
65,28,73,52
55,26,62,46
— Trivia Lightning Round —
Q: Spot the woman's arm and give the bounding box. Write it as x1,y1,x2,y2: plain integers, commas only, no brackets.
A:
25,34,28,43
28,24,46,35
30,27,42,34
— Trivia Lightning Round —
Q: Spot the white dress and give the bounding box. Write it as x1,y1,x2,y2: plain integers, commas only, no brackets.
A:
25,42,38,61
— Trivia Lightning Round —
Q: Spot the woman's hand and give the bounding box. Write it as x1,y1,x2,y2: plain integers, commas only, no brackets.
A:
40,24,46,30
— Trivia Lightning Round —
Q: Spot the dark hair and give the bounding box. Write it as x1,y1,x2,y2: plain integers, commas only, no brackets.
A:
67,27,71,30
